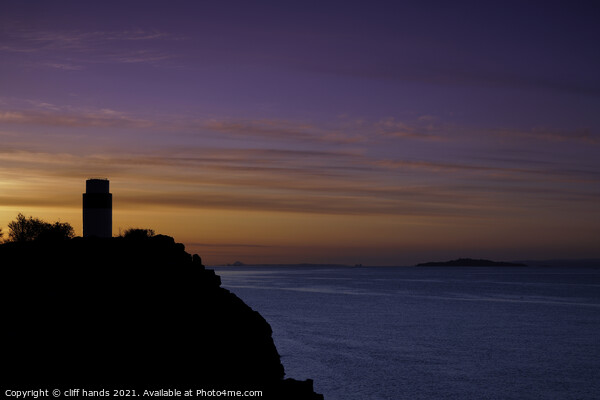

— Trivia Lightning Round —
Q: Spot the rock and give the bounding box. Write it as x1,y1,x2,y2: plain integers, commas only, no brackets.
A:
1,236,323,399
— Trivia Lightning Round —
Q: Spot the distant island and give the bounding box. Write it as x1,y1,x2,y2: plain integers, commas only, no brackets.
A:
416,258,527,267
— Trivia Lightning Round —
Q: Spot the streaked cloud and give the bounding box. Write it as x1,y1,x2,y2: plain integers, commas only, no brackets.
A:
1,28,177,67
376,117,448,142
0,108,153,129
44,62,84,71
202,118,365,145
374,158,599,181
0,99,597,224
2,28,174,50
4,98,597,153
0,101,366,146
495,126,600,145
1,138,597,221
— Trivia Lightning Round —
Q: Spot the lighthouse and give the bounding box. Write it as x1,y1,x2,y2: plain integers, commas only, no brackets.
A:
83,178,112,238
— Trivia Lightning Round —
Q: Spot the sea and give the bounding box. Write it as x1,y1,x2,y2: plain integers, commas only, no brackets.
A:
211,265,600,400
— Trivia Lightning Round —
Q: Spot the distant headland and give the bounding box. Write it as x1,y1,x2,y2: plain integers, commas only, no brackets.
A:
1,234,323,399
416,258,527,267
0,180,323,398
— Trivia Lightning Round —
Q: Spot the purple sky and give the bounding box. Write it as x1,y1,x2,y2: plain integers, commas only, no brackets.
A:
1,1,599,265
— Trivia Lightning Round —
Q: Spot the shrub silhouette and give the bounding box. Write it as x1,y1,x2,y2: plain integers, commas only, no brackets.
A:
121,227,155,239
7,213,74,242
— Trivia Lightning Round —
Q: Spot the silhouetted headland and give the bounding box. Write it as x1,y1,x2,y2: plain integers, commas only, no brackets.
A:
416,258,527,267
1,235,323,399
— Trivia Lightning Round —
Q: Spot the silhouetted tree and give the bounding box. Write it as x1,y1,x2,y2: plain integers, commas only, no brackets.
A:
8,214,44,242
121,228,155,239
7,213,74,242
37,221,75,241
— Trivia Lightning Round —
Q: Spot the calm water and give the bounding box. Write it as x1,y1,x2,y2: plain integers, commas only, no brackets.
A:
212,266,600,400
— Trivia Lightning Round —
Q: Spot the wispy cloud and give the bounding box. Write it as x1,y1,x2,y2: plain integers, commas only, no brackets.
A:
11,98,594,153
2,143,597,219
43,62,84,70
494,126,600,145
0,101,367,146
1,98,598,221
3,28,174,50
375,157,600,186
188,242,273,248
293,53,600,98
110,50,173,64
0,108,153,129
203,118,364,145
1,28,177,67
375,117,448,142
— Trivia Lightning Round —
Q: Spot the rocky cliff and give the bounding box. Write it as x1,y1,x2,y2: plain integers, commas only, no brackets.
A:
1,235,323,399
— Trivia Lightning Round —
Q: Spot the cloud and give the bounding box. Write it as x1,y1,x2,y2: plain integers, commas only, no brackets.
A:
375,117,448,142
200,116,458,146
375,158,600,185
3,29,174,51
1,99,597,220
110,50,173,64
0,108,153,129
187,243,273,248
0,194,76,208
114,188,477,217
0,146,449,216
0,99,482,150
495,127,600,145
4,144,597,220
202,118,364,145
293,54,600,98
1,28,177,67
44,62,84,70
376,159,527,174
0,100,365,145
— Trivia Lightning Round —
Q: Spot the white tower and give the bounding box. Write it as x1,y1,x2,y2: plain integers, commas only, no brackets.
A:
83,179,112,238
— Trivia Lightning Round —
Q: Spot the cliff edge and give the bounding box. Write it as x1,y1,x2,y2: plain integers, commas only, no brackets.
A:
1,235,323,399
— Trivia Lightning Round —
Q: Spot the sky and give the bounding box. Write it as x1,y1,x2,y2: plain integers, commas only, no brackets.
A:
1,1,599,265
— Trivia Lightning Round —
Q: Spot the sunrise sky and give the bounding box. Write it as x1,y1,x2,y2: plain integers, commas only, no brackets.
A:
1,1,598,265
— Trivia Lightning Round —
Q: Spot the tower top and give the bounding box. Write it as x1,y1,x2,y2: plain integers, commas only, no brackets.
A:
86,178,110,194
